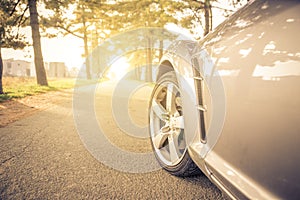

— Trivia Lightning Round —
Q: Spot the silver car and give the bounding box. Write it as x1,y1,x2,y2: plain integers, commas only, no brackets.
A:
149,0,300,199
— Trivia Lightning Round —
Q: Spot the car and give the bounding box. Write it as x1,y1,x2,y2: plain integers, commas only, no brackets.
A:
148,0,300,199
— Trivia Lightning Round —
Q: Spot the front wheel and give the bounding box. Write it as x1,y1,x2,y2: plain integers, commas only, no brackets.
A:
149,71,201,176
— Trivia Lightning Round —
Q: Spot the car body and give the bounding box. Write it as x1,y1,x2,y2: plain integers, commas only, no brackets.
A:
149,0,300,199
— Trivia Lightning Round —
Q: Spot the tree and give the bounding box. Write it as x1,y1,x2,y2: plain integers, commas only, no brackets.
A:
170,0,248,38
43,0,184,80
28,0,48,85
76,1,99,79
42,0,103,79
2,0,50,86
104,0,180,81
41,0,248,81
0,0,28,94
171,0,214,38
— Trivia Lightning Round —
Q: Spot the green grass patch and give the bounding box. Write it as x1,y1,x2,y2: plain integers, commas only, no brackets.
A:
0,77,99,102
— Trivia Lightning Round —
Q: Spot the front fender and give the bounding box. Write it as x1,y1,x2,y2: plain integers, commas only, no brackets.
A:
155,40,226,160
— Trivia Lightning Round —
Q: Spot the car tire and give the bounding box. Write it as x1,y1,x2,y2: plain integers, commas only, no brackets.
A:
149,71,201,176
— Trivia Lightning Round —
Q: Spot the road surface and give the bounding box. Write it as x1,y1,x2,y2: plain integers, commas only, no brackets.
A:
0,80,227,199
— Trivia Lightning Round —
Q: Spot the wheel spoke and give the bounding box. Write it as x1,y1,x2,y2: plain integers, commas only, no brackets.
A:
166,84,176,113
168,134,180,163
153,127,170,149
152,100,168,121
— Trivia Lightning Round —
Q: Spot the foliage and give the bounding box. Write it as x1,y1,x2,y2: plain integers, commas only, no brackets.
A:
0,0,29,94
0,0,249,85
1,0,50,87
0,0,29,50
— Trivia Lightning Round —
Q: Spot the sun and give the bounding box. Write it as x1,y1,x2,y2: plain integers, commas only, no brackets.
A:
104,57,130,80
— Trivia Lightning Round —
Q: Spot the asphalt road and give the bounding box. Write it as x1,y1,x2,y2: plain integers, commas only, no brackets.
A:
0,80,227,199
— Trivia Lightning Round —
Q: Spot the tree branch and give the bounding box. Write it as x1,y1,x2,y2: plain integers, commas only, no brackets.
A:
17,5,29,27
211,5,235,12
190,0,205,6
56,25,84,39
10,0,22,16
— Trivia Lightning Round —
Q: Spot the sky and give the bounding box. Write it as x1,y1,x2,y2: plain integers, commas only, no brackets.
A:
2,28,84,70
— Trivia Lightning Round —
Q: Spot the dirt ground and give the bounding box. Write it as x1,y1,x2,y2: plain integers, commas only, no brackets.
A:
0,89,73,128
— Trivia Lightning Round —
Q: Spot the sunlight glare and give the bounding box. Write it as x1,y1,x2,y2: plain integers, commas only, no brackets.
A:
105,57,130,80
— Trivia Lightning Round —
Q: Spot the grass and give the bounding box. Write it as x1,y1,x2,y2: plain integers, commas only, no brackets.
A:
0,77,98,102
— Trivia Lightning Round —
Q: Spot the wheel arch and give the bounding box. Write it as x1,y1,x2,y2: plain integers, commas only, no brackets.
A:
156,60,175,82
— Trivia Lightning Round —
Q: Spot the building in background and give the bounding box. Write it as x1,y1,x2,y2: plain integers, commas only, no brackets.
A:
3,59,70,78
3,59,31,77
47,62,67,78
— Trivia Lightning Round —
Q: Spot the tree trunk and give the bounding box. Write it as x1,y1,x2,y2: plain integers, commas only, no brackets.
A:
84,34,91,80
82,14,91,79
28,0,48,86
146,36,152,82
158,40,163,61
209,4,212,32
0,46,3,94
204,0,212,36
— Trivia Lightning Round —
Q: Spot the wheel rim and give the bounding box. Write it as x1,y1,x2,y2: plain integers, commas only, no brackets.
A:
150,81,187,166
